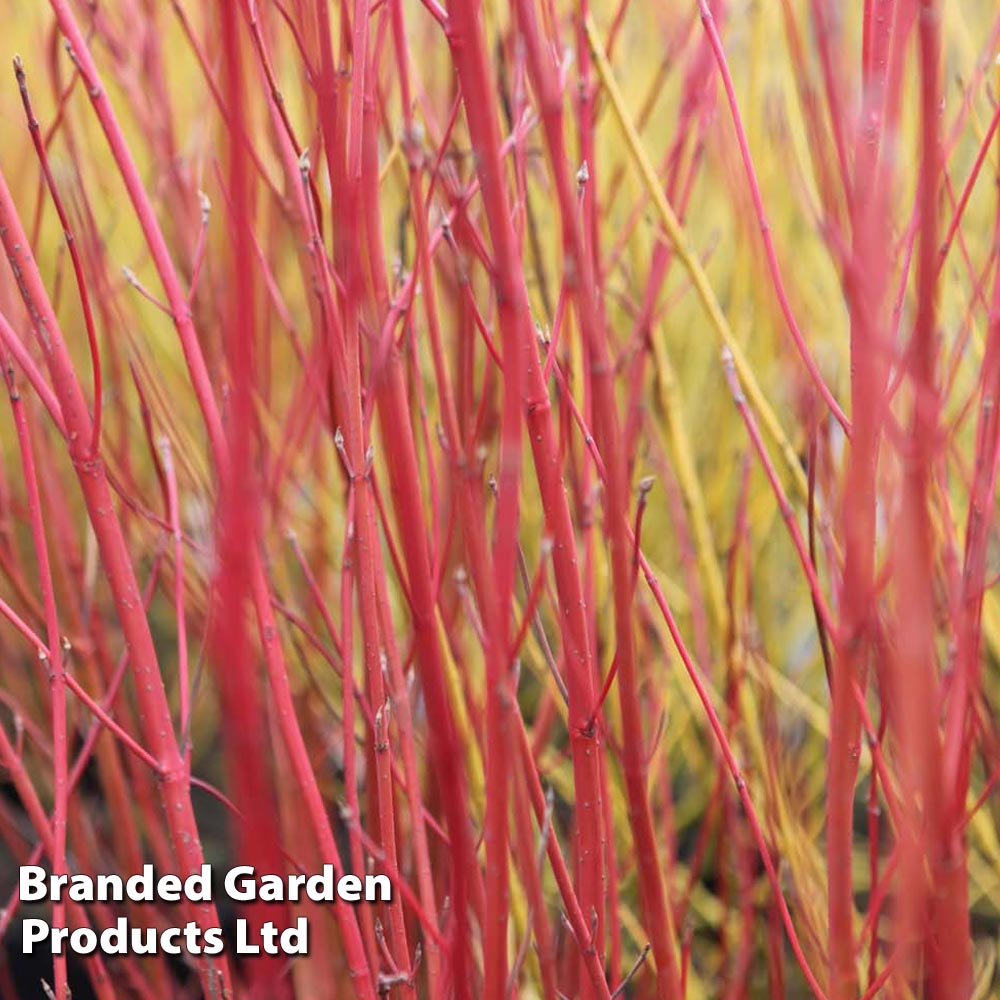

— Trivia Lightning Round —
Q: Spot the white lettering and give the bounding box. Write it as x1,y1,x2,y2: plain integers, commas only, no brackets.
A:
19,867,47,902
225,865,257,901
22,919,49,952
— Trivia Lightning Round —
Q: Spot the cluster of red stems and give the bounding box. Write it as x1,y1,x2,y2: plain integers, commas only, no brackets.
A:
0,0,998,997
